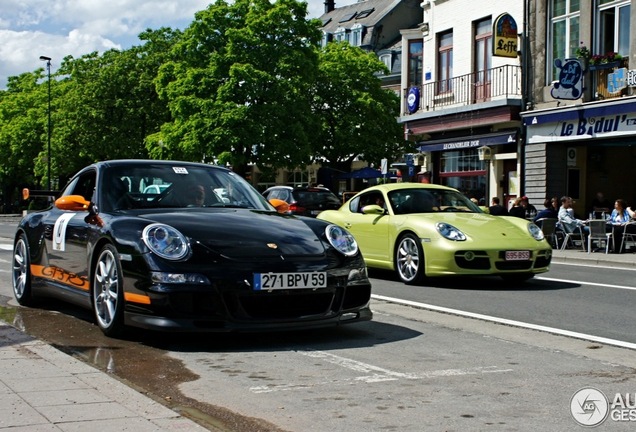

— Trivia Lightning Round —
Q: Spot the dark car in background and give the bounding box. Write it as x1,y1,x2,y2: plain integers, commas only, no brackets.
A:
263,185,342,217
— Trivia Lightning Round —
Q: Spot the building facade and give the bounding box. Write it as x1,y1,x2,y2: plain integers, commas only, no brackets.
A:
397,0,526,207
523,0,634,217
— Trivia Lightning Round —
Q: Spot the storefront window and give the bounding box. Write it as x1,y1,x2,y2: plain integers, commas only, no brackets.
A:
439,149,486,200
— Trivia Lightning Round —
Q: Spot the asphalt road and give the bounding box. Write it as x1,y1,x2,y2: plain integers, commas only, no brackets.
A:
1,216,636,431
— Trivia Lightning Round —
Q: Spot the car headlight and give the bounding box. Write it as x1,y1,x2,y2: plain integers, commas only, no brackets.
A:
142,223,190,260
436,222,467,241
528,223,545,241
325,225,358,256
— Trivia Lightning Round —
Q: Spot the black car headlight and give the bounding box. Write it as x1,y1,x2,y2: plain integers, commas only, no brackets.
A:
436,222,467,241
142,223,190,260
325,225,358,256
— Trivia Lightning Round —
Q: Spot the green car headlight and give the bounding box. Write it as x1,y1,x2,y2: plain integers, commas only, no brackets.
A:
528,223,545,241
436,222,467,241
325,225,358,256
142,223,190,260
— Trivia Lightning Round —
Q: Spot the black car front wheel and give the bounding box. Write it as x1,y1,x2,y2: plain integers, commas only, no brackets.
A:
395,233,426,285
12,234,34,306
92,244,125,337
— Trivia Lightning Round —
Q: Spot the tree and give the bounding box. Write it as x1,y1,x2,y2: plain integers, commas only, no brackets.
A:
153,0,322,177
310,42,408,173
54,27,180,178
0,71,49,207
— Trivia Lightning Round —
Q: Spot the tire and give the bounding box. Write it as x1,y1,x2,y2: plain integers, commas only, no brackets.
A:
92,244,125,337
12,234,34,306
395,233,426,285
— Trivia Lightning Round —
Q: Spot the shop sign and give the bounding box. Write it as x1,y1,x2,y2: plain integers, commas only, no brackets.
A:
492,13,518,58
526,113,636,143
551,58,584,100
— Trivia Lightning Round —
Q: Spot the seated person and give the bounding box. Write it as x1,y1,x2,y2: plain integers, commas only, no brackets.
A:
533,197,558,223
187,184,206,206
558,196,589,235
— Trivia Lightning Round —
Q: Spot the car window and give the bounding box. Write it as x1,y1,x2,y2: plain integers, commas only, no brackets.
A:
62,169,96,203
388,188,480,215
357,192,385,213
99,163,271,211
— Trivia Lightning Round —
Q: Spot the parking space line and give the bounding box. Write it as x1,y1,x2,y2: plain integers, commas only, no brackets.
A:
249,349,512,393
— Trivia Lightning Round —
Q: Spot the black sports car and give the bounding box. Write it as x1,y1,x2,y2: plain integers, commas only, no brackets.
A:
12,160,372,337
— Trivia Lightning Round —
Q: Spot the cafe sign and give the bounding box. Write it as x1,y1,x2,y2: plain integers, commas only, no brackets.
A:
493,13,518,58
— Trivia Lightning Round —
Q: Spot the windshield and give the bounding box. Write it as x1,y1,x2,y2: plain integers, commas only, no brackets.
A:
99,163,272,212
387,188,482,215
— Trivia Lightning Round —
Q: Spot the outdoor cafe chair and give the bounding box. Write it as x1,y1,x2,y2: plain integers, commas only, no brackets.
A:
535,218,560,249
560,224,586,251
618,221,636,253
586,219,611,254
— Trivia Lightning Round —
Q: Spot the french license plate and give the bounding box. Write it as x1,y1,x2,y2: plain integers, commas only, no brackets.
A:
505,250,530,261
311,210,321,215
253,272,327,290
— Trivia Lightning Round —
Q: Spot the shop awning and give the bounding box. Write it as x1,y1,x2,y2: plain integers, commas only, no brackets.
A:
416,131,517,152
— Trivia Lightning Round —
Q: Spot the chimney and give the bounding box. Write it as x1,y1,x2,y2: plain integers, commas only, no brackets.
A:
324,0,335,13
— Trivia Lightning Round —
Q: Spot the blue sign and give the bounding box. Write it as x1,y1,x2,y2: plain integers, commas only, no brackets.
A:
550,58,584,100
608,68,628,94
407,87,420,113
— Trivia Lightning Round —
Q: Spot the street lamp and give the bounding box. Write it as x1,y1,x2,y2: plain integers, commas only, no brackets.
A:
39,55,52,191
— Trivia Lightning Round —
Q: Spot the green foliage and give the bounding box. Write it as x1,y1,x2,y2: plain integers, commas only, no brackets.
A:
0,71,47,200
0,0,410,207
154,0,321,176
310,42,408,170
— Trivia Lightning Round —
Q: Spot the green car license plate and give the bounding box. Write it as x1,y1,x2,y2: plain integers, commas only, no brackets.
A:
253,272,327,290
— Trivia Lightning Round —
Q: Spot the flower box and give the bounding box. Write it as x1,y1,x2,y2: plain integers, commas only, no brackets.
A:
588,61,621,71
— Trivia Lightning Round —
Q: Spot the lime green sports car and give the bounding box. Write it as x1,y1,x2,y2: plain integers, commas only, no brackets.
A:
317,183,552,285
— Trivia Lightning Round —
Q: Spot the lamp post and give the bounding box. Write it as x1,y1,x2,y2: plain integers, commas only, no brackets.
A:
39,55,52,191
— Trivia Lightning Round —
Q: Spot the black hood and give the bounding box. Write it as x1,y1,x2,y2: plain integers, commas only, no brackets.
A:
136,208,327,258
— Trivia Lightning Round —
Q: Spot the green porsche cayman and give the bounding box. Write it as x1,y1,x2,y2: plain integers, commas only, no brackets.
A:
317,183,552,285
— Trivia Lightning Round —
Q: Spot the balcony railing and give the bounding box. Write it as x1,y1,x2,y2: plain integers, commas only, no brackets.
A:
589,58,631,101
404,65,522,115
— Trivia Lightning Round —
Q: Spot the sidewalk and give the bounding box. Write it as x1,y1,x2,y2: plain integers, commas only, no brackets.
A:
0,324,207,431
551,245,636,268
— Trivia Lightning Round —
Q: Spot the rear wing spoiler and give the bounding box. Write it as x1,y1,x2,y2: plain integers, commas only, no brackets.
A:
22,188,59,200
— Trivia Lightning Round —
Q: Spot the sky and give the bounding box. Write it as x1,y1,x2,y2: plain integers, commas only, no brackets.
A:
0,0,358,90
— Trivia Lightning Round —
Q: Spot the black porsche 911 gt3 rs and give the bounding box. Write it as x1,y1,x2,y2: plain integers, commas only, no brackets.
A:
12,160,372,337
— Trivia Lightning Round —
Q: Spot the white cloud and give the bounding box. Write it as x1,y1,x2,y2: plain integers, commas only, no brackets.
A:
0,0,357,89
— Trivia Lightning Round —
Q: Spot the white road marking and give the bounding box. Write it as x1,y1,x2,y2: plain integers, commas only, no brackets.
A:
372,294,636,351
0,244,12,251
537,276,636,291
250,349,512,393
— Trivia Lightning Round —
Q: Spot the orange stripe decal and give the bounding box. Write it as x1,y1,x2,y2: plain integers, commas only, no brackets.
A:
124,293,151,305
31,264,90,291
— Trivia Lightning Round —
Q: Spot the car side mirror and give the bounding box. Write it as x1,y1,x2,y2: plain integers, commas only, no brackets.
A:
55,195,90,211
269,198,290,214
361,204,385,215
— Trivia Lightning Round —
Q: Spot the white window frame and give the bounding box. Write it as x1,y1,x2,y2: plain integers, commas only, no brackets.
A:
351,23,363,47
547,0,580,83
595,0,631,57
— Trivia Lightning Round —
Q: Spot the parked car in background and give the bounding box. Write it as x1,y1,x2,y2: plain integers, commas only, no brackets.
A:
13,160,372,337
263,185,342,217
317,183,552,285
